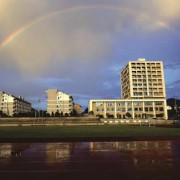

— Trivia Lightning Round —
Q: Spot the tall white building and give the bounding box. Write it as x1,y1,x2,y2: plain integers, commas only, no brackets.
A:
0,91,31,116
45,89,73,115
121,58,166,99
89,58,168,120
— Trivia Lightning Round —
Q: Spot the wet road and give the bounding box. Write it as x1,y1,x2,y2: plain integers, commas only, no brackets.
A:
0,141,180,180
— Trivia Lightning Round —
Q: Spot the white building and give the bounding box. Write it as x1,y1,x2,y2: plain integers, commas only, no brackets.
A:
0,91,32,116
89,58,168,120
45,89,73,116
89,98,167,119
121,58,166,99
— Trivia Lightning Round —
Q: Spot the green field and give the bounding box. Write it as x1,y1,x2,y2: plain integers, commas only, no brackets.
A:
0,125,180,141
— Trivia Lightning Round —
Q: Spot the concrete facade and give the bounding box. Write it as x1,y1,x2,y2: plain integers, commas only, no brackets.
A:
121,58,166,99
89,58,168,120
0,91,31,116
45,89,73,115
89,99,167,119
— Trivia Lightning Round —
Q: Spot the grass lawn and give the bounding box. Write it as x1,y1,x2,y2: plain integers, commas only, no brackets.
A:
0,125,180,141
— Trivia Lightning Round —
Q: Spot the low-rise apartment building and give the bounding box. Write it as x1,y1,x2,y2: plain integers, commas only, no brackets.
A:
45,89,74,116
0,91,31,116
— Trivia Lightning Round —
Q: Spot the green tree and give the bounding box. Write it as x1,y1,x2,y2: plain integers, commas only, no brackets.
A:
51,112,55,117
65,113,69,117
126,112,132,118
89,111,94,116
55,110,60,117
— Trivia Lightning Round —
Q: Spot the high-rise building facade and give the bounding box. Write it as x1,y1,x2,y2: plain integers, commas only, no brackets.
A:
45,89,73,115
0,91,31,116
121,58,166,99
89,58,168,120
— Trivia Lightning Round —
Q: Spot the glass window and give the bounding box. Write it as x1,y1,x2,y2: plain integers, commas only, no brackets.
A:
107,102,113,106
122,108,126,112
96,102,103,106
145,101,152,106
127,102,132,106
155,101,163,105
117,102,125,106
134,102,142,106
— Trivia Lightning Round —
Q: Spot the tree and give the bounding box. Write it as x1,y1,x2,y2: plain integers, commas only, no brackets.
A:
46,113,50,117
71,109,78,117
89,111,94,116
51,112,55,117
126,112,132,118
82,107,88,114
65,113,69,117
134,113,138,119
55,110,60,117
106,113,110,118
0,110,5,117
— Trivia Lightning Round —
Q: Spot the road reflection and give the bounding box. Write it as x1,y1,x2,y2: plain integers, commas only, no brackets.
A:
0,141,179,180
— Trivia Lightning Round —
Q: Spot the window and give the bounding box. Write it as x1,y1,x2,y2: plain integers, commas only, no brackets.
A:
145,102,152,106
96,102,103,106
116,102,121,106
134,102,142,106
127,102,132,106
107,102,113,106
117,102,125,106
155,101,163,105
122,108,126,112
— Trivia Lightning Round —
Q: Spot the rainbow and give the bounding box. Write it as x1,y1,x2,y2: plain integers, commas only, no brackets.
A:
0,4,170,49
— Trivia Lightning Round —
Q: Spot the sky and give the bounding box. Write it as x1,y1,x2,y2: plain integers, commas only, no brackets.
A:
0,0,180,110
